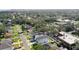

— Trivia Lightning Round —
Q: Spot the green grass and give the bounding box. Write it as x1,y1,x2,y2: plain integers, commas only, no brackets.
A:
0,38,5,41
48,37,54,43
26,35,32,40
12,24,22,48
12,24,32,49
12,24,22,43
12,25,22,33
12,37,21,42
12,24,22,38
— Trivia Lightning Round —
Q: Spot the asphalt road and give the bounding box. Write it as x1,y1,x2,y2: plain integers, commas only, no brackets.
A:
19,34,30,50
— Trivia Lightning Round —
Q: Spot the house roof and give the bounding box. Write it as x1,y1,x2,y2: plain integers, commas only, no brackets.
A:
35,35,48,40
59,31,79,45
0,39,12,50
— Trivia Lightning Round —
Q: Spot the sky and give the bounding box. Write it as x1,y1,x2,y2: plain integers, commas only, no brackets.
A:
0,0,79,9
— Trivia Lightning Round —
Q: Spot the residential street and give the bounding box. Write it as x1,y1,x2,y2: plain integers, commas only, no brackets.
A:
19,34,30,50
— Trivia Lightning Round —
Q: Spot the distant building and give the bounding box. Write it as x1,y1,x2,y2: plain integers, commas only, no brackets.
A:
0,22,3,25
57,18,63,22
27,16,31,20
64,19,71,22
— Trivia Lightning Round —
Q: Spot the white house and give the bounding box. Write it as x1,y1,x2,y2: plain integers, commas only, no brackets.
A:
34,35,49,45
58,31,79,49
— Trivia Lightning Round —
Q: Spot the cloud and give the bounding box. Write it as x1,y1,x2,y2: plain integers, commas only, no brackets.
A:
0,0,79,9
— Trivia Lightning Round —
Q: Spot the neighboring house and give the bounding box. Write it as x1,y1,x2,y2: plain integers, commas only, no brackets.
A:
58,31,79,49
23,24,32,32
0,38,12,50
32,35,49,45
4,27,12,38
6,27,12,33
24,25,32,29
4,32,12,38
6,19,12,26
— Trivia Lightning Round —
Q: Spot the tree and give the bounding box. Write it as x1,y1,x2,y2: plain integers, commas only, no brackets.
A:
72,40,79,50
75,17,79,21
32,43,50,50
0,22,6,38
33,20,47,32
74,21,79,28
47,24,59,34
65,26,73,32
22,24,25,31
64,22,74,32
